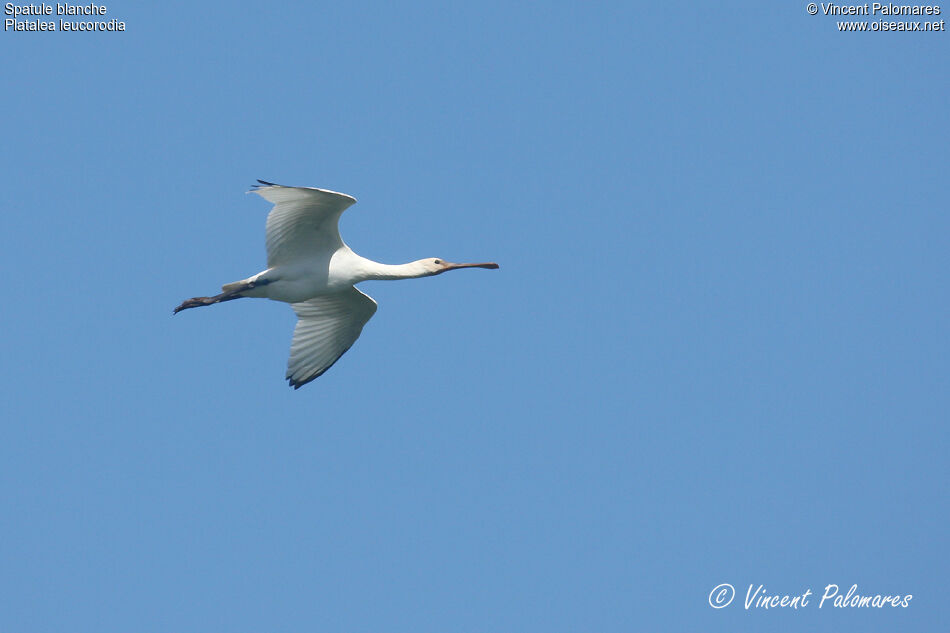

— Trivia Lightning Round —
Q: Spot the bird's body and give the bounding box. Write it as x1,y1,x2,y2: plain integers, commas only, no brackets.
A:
235,249,435,302
175,181,498,388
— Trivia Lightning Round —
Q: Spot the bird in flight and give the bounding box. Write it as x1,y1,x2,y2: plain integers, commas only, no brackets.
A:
174,180,499,388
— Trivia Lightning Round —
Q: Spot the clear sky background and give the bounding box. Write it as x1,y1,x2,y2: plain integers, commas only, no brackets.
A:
1,2,946,632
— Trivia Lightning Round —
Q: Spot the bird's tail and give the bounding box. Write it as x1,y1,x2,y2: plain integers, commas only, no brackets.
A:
222,280,248,293
222,271,271,294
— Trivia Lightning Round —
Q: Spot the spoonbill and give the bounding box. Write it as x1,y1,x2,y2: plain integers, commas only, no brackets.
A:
174,180,499,388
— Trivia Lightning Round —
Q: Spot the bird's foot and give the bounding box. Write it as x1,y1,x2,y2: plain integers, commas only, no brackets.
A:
173,296,216,314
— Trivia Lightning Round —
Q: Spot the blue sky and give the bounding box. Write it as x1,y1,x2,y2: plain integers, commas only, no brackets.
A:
1,2,946,632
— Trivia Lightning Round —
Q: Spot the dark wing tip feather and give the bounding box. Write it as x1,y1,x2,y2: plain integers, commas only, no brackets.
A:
285,346,354,390
287,371,320,390
287,367,325,389
287,365,330,390
254,179,279,188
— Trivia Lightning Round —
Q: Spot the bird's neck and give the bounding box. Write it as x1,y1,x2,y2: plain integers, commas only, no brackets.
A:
358,259,431,281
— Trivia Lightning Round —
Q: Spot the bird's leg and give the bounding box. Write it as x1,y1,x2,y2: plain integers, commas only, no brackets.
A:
173,280,260,314
173,292,237,314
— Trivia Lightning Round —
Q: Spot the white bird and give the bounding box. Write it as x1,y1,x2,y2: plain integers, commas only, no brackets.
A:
175,180,499,388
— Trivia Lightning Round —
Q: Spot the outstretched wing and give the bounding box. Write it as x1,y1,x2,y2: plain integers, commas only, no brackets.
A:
286,287,378,389
249,180,358,267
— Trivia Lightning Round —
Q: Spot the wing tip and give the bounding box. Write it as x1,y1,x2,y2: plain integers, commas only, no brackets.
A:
285,344,357,390
286,370,321,390
248,180,357,204
248,179,281,194
286,366,328,389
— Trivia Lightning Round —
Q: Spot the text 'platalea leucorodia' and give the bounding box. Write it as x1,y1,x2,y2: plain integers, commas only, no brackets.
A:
174,181,499,388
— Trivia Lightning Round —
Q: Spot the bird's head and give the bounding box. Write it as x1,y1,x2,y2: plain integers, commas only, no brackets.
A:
422,258,500,276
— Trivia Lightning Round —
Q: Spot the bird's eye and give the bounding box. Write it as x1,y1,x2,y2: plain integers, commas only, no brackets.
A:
434,259,442,264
